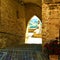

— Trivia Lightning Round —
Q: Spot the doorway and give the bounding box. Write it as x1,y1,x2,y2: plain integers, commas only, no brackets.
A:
25,15,42,44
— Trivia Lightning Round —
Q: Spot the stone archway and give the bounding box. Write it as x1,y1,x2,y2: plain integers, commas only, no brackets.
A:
24,3,42,26
25,15,42,44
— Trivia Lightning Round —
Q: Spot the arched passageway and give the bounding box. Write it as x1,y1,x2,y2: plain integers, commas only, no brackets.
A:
25,15,42,44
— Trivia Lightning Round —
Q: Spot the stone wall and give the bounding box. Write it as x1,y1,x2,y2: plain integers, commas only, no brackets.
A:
1,0,26,35
0,0,42,47
0,0,59,47
0,0,26,47
42,3,60,44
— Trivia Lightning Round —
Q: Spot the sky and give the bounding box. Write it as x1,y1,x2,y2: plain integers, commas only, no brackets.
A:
29,15,42,28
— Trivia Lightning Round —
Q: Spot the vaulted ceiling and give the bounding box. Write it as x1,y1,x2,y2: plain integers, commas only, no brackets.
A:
15,0,42,7
23,0,42,7
15,0,60,7
21,0,60,4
